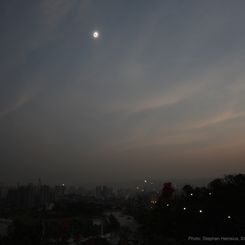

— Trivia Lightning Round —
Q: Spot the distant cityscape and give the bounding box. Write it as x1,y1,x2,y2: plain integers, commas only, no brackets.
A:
0,178,161,244
0,178,162,211
1,174,245,244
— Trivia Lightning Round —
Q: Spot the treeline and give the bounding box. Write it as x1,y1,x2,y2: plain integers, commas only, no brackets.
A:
137,174,245,244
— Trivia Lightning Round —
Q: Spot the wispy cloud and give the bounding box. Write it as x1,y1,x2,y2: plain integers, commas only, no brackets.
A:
0,89,39,118
191,111,245,129
128,82,203,114
40,0,76,31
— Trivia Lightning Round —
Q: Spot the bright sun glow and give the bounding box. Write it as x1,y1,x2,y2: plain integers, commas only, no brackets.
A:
92,31,99,39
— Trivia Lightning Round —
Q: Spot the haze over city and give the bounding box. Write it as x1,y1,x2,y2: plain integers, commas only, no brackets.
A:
1,0,245,185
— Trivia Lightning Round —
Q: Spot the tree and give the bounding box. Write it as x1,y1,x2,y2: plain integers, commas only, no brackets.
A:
182,185,194,196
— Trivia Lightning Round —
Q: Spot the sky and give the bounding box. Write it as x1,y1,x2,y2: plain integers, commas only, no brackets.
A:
1,0,245,185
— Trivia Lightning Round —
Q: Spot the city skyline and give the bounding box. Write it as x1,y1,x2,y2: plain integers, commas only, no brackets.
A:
1,0,245,185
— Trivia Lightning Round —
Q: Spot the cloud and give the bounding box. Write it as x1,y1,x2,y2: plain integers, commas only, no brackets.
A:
40,0,77,32
191,111,245,129
0,1,79,118
0,89,39,118
128,82,203,114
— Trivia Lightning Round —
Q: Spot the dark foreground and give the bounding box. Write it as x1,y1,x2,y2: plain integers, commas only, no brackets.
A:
0,174,245,245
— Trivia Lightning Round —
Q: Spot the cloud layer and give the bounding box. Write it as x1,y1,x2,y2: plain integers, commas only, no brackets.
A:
1,0,245,184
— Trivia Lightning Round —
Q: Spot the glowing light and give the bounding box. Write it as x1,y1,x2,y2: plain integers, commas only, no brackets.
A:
166,203,170,207
190,193,193,196
144,179,147,183
209,192,212,196
92,31,99,39
227,215,231,219
183,207,186,210
199,209,203,213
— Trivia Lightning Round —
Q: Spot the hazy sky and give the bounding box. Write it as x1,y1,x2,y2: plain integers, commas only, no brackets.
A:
1,0,245,185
